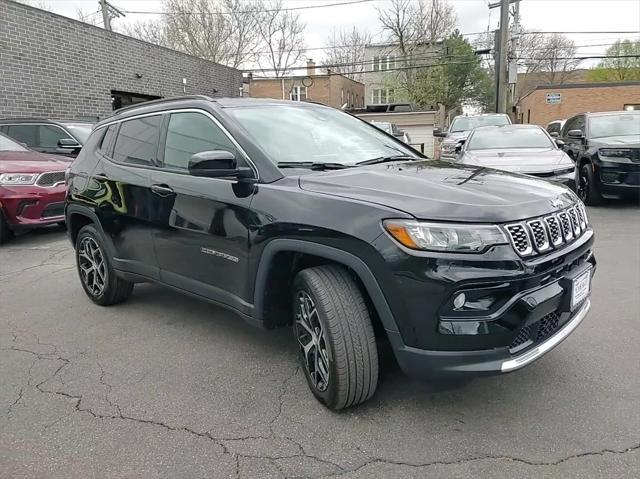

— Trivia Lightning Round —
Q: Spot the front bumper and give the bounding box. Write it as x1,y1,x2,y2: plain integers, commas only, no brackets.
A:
389,299,590,378
0,185,66,229
595,159,640,199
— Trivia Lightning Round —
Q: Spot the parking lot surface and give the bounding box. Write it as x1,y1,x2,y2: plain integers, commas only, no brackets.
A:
1,203,639,479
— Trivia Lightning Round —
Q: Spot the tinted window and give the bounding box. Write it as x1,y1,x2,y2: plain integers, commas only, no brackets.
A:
39,125,72,149
163,112,239,170
449,116,510,132
113,115,162,166
6,125,37,146
547,123,560,134
589,113,640,139
0,133,28,151
99,124,118,155
468,127,554,150
563,116,584,136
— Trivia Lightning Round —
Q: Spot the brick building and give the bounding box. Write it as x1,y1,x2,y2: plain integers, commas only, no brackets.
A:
518,82,640,127
247,61,365,109
0,0,242,121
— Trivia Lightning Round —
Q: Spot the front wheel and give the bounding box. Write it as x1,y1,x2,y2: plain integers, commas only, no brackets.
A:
75,224,133,305
578,163,602,206
292,265,379,410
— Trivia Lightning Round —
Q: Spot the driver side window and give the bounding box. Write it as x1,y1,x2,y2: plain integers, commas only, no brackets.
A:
163,112,240,170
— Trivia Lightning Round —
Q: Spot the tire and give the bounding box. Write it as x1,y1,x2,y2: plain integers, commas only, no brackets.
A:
578,163,602,206
0,211,12,245
75,224,133,306
292,265,378,410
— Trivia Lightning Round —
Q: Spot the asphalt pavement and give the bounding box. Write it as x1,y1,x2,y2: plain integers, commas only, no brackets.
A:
1,202,639,479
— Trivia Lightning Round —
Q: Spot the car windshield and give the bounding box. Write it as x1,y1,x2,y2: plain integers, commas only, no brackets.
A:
468,127,554,150
589,113,640,139
227,105,419,167
0,133,28,152
62,123,93,143
450,116,510,132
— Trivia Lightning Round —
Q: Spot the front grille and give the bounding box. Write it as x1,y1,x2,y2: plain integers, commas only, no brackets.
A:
504,202,589,258
509,325,533,350
509,310,562,351
36,171,65,187
537,311,560,341
41,202,64,218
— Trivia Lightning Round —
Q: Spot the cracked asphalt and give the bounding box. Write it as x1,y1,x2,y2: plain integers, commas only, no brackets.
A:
1,202,639,479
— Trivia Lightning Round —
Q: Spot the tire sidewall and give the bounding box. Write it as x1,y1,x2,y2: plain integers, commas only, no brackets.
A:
75,225,112,304
292,275,340,408
580,163,601,206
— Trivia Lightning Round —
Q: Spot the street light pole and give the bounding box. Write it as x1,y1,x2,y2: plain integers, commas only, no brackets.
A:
496,0,510,114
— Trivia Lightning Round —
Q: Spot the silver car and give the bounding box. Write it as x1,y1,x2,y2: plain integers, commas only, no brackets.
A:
435,114,512,160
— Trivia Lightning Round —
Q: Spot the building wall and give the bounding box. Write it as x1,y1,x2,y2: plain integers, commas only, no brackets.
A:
0,0,242,120
518,83,640,127
248,75,364,109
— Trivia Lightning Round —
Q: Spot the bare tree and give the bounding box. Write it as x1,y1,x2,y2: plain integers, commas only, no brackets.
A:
323,27,372,81
121,19,170,47
518,33,582,84
256,0,306,77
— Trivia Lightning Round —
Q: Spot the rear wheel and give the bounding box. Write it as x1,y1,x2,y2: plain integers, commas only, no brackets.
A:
75,224,133,305
0,212,12,245
578,163,602,206
292,265,379,410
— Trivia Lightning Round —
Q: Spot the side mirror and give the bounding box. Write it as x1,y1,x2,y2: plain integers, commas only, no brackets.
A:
188,150,253,179
555,139,565,147
57,138,82,149
433,129,448,138
549,131,559,138
567,129,584,139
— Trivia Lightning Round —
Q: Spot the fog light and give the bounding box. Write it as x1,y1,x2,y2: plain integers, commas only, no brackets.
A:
453,293,466,310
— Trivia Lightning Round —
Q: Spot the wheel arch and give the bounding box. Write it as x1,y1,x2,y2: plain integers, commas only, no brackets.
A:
253,239,399,334
65,205,115,256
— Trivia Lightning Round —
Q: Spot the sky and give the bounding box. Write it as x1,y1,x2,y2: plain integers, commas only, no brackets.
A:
24,0,640,69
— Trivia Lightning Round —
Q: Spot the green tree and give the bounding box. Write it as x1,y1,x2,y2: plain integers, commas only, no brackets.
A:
587,39,640,81
408,31,490,112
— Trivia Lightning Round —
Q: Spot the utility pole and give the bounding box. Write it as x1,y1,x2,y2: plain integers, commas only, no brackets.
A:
509,0,522,117
99,0,111,31
496,0,510,114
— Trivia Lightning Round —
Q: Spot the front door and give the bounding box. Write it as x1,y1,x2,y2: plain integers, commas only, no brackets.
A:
149,110,257,314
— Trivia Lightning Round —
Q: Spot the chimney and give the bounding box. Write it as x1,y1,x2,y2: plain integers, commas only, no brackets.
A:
306,59,316,76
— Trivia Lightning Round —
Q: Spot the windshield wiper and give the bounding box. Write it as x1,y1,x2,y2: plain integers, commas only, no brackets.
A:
277,161,352,170
356,155,417,166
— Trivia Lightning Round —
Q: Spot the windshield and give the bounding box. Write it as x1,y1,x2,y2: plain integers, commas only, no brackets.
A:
227,105,418,167
468,127,554,150
0,133,28,152
589,113,640,139
62,123,93,143
450,115,510,133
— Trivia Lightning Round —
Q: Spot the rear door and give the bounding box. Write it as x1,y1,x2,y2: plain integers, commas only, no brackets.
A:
149,110,257,313
90,114,164,279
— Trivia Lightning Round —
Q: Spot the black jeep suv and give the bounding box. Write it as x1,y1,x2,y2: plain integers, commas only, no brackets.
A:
560,111,640,205
65,96,596,409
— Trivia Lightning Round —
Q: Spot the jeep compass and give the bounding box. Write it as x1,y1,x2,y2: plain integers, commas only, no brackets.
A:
65,96,595,410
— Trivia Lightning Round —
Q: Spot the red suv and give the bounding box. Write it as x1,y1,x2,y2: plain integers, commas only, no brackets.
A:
0,132,69,243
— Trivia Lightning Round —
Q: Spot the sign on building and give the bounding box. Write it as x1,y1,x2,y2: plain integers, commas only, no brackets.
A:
546,93,562,104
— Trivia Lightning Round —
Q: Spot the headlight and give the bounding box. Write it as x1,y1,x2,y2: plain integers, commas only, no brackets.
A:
0,173,38,185
441,143,458,153
599,149,633,163
383,220,508,253
553,167,575,175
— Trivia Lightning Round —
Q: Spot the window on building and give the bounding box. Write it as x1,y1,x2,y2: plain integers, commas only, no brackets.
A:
290,86,307,102
341,89,344,105
372,56,394,72
163,112,238,170
111,90,161,110
112,115,162,166
372,55,380,72
371,88,395,105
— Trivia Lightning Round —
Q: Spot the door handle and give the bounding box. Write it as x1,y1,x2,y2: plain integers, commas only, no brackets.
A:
151,184,175,197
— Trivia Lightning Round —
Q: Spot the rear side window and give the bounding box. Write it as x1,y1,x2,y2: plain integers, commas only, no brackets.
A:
163,112,239,170
99,124,118,155
113,115,162,166
39,125,72,148
6,125,38,146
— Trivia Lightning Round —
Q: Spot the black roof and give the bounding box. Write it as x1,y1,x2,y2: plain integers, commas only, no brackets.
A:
0,118,94,124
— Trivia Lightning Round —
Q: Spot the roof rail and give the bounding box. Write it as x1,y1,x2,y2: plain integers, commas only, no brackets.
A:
113,95,214,115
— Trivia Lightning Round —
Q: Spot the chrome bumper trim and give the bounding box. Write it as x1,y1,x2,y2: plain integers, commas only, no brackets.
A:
501,298,591,373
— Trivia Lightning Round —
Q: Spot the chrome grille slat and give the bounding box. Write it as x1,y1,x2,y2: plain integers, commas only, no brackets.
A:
505,202,589,258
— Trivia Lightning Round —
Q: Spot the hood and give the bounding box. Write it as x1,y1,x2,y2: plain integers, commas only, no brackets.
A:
442,131,470,144
591,136,640,147
298,160,576,223
460,148,573,173
0,151,71,174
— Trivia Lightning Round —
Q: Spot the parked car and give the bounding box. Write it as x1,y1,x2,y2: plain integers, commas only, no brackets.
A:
434,113,512,160
559,111,640,205
546,119,566,138
0,132,69,243
0,119,93,157
66,96,595,410
458,125,576,191
370,121,411,144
